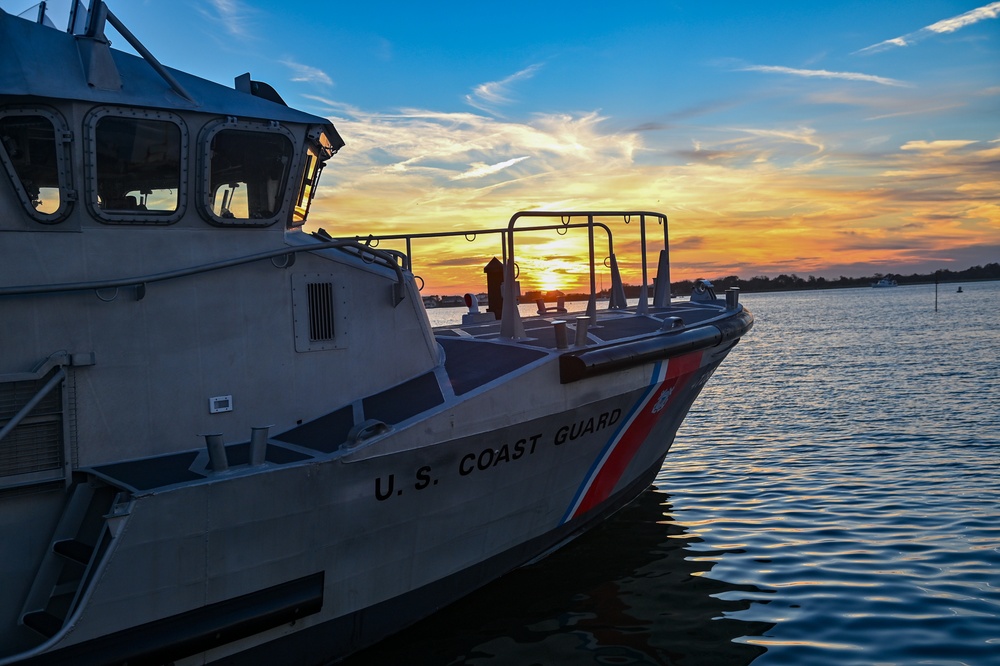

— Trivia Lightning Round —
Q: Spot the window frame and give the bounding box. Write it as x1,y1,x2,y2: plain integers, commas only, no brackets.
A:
198,118,300,228
0,105,75,225
292,149,323,227
83,106,188,225
291,125,339,228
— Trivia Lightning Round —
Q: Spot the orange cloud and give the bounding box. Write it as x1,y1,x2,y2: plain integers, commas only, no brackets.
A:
304,105,1000,295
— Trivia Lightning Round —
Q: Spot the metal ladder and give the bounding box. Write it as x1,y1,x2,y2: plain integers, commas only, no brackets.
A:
19,481,116,638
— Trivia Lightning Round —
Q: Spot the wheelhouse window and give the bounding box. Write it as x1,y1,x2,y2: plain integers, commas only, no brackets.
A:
84,107,187,225
0,107,73,224
293,150,324,226
201,122,294,227
291,125,341,228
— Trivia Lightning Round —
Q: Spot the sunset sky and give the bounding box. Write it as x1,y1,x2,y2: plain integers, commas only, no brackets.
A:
7,0,999,294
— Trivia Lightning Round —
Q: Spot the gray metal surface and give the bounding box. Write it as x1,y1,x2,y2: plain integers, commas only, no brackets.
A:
0,10,339,131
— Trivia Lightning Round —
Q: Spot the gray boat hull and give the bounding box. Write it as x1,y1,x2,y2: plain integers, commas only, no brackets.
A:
7,349,721,665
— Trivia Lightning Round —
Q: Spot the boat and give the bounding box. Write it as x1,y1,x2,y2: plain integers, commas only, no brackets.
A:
956,286,963,293
0,3,754,664
871,277,898,287
436,295,467,308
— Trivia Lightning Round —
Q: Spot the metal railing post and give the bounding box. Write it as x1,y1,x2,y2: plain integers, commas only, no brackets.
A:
637,214,649,314
586,215,597,320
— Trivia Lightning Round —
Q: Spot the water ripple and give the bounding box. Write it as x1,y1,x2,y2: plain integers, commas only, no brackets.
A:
659,283,1000,665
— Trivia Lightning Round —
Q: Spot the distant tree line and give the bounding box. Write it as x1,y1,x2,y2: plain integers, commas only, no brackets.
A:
664,262,1000,295
555,263,1000,300
504,263,999,302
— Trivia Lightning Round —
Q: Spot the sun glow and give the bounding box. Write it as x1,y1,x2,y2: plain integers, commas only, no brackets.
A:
536,271,567,294
306,97,1000,295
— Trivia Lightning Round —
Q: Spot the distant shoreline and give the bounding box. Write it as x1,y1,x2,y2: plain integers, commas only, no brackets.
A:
423,267,999,303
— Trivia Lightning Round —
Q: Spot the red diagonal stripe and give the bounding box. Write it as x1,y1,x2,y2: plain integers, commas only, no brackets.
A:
572,351,703,517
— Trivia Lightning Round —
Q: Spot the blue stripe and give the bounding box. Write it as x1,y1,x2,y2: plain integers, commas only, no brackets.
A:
559,361,664,524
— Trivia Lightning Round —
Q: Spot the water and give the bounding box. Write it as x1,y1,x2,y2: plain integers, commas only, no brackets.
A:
347,282,1000,665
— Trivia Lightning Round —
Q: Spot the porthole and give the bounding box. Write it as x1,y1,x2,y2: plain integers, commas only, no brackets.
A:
83,106,188,225
199,118,297,228
0,106,74,224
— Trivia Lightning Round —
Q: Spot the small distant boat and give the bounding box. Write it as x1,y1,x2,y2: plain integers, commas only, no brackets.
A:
436,295,467,308
957,286,963,293
872,277,898,288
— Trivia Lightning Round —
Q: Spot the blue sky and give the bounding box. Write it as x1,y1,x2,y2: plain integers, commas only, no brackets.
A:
5,1,999,290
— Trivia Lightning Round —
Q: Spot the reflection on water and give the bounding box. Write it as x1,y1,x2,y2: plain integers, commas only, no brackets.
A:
664,282,1000,666
343,488,773,665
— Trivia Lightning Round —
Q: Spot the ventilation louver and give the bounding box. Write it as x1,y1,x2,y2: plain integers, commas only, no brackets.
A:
307,282,335,341
292,274,347,352
0,371,65,487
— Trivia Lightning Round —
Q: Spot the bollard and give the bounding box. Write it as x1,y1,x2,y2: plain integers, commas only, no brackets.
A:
574,316,591,347
726,287,740,310
552,320,568,349
250,425,271,466
204,433,228,472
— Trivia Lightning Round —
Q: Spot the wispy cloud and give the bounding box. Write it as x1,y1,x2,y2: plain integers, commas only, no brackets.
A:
464,64,543,115
856,1,1000,54
280,59,333,87
735,126,826,153
451,157,531,181
199,0,255,38
311,106,632,186
865,104,963,121
739,64,909,87
899,139,979,153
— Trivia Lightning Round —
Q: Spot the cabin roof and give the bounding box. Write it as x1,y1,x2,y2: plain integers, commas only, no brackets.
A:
0,10,344,147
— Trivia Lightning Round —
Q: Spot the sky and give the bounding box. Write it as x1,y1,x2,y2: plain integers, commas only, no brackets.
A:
5,0,999,293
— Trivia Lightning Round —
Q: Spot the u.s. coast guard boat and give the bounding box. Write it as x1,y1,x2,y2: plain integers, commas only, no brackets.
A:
0,3,753,664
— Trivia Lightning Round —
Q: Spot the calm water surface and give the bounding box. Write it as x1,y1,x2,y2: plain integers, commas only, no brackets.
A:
346,282,1000,665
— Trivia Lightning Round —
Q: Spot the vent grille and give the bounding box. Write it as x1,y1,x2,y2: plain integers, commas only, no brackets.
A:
307,282,335,341
292,274,344,352
0,373,64,480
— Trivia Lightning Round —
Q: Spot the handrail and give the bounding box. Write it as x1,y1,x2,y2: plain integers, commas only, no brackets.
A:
340,220,630,337
501,211,670,338
341,221,617,272
340,211,672,340
0,368,66,444
505,210,667,284
0,239,407,300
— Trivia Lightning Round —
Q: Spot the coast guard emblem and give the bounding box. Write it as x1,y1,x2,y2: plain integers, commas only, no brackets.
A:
651,386,673,413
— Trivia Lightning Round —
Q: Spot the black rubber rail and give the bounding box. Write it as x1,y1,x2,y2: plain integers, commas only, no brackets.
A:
559,309,753,384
